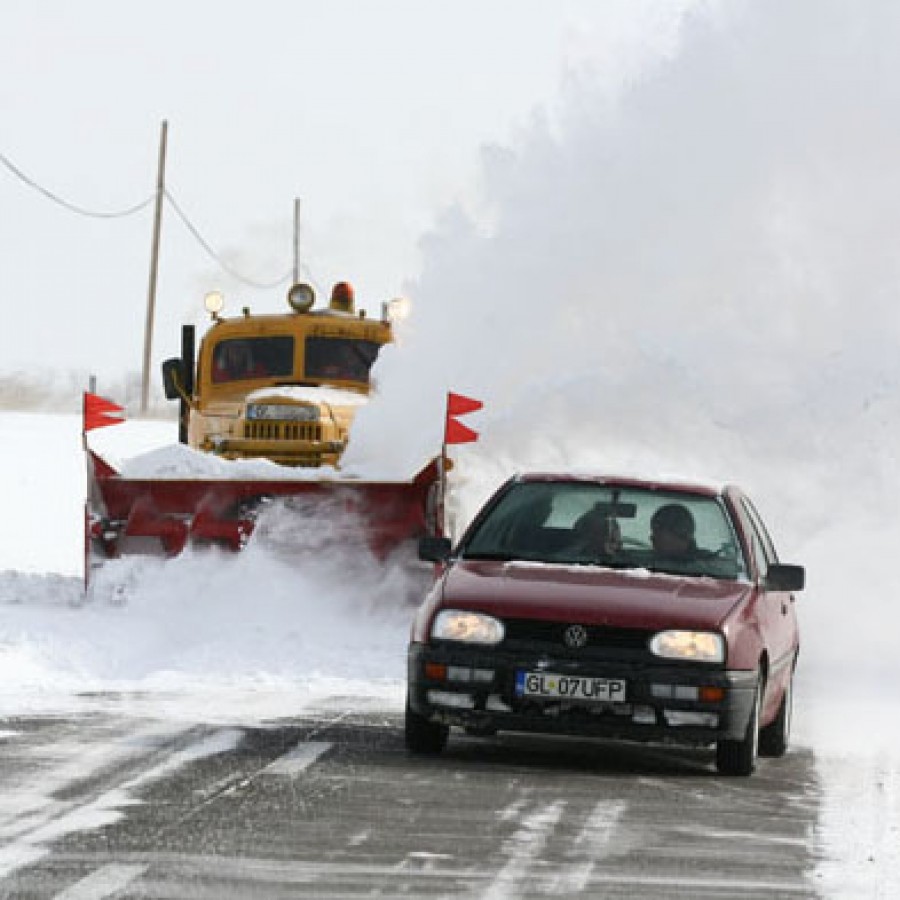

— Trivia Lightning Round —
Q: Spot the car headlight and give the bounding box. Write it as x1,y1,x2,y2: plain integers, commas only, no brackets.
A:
431,610,505,645
649,630,725,663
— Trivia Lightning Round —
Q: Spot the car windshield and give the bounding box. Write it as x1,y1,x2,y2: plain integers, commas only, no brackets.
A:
462,481,748,581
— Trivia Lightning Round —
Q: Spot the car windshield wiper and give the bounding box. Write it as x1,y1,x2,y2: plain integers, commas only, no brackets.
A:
551,557,642,570
462,551,521,561
644,563,708,579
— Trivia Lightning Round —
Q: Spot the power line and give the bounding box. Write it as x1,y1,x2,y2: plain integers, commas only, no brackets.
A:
0,150,154,219
1,146,321,291
164,188,316,291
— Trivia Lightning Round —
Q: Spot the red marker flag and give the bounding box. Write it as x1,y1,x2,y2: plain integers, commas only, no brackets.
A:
444,391,482,445
445,416,479,444
447,392,483,417
83,392,125,432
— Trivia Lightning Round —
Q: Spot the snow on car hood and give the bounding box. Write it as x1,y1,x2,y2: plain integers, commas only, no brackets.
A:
439,560,752,632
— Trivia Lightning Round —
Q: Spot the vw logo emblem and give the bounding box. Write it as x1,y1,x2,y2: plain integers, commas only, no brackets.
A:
563,624,588,648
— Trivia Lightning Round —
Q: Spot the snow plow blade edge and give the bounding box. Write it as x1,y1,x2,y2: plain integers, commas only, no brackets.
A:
85,450,441,577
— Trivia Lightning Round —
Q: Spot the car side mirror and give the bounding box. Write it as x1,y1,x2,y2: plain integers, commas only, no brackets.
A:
418,536,452,563
766,563,805,592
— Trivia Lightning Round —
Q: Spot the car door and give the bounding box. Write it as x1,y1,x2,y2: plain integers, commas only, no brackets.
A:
739,497,798,718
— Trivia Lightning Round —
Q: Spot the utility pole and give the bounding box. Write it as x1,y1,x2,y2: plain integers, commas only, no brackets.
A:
293,197,301,284
141,120,168,414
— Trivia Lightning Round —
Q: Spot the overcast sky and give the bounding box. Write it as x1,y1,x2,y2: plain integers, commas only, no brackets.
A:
0,0,696,383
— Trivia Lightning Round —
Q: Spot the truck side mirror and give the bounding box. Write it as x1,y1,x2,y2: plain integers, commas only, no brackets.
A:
162,358,187,401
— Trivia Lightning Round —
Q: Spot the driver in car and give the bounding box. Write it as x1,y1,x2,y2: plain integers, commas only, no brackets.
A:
650,503,701,559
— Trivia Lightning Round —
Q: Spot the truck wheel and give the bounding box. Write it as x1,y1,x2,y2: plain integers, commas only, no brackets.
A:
759,672,793,758
405,700,449,755
716,680,760,776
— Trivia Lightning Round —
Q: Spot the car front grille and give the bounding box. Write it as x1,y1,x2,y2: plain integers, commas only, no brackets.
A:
502,618,654,659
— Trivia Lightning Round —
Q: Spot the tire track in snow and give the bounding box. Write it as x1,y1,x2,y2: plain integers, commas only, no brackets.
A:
0,721,241,881
51,863,147,900
483,800,565,900
549,799,628,894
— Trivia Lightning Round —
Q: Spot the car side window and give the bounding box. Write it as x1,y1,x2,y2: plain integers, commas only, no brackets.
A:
740,499,775,581
742,498,779,563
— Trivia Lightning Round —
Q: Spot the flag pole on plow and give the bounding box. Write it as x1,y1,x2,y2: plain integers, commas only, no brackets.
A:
438,391,483,535
82,391,125,592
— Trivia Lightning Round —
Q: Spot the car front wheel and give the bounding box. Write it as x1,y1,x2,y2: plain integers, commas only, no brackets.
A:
716,680,761,776
759,671,793,758
405,699,449,755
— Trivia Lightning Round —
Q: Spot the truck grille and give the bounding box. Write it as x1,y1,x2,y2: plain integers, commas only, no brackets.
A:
243,422,323,442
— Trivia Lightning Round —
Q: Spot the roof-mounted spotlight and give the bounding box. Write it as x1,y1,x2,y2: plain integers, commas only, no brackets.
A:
204,290,225,320
384,295,412,323
287,282,316,313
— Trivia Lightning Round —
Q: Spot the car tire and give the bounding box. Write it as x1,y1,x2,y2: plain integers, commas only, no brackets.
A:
405,700,449,755
716,679,761,776
759,671,793,758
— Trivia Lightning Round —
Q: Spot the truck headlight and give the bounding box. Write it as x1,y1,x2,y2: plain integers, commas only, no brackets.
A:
246,403,319,422
649,630,725,663
432,610,504,645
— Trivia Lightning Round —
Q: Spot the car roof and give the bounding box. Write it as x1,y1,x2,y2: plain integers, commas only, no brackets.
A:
512,471,733,499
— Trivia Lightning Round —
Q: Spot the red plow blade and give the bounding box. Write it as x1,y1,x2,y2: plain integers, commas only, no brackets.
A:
86,450,441,580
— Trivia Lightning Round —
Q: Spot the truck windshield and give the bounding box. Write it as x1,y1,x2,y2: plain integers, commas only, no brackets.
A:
304,337,381,383
211,336,294,384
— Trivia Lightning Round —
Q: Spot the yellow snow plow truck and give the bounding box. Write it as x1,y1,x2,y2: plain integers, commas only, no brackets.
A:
163,280,391,467
85,282,440,568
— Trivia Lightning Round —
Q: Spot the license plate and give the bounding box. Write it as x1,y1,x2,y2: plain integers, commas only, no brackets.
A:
515,671,627,703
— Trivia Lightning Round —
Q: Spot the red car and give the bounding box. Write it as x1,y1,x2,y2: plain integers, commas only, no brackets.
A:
406,473,804,776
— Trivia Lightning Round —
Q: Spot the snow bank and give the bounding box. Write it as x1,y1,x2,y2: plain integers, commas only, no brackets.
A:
0,524,415,722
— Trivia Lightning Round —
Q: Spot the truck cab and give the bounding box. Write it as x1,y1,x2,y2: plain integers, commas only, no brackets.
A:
164,282,395,468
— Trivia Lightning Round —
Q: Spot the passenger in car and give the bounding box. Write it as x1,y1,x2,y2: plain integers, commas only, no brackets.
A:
507,495,553,555
570,505,622,558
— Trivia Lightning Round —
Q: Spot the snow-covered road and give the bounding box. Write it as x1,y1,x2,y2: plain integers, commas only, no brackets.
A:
1,411,898,897
0,710,823,898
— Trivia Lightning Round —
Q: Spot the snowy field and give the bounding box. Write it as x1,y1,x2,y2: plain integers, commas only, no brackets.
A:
0,410,898,896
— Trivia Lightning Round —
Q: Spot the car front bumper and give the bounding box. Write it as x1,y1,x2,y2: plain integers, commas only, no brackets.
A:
408,642,757,745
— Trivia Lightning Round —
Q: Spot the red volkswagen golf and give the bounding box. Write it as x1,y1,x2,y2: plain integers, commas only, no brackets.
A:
406,473,804,776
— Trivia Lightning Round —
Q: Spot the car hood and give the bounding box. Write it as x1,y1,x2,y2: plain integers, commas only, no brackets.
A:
439,560,752,631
